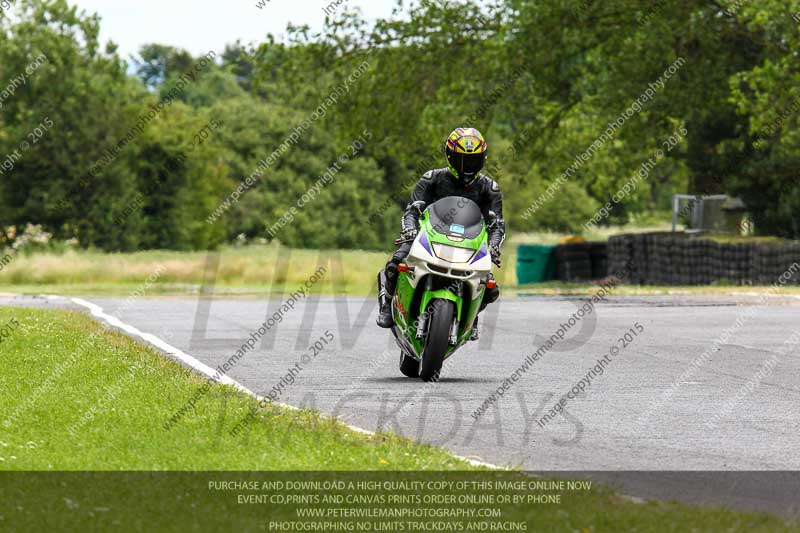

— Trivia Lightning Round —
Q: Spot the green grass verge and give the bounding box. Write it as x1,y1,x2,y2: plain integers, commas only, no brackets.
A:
0,306,466,471
0,306,797,531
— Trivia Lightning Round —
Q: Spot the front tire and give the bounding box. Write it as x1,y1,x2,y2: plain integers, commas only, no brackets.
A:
419,299,455,382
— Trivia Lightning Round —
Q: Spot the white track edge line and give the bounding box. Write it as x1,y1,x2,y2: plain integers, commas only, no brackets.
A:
69,297,501,470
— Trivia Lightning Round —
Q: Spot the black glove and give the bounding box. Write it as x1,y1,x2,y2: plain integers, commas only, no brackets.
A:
490,243,502,267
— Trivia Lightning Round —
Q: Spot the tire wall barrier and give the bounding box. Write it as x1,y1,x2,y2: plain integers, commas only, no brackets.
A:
553,242,608,282
516,243,609,283
607,233,800,286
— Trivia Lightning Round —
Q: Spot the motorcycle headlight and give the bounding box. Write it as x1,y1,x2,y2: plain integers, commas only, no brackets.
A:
432,243,475,263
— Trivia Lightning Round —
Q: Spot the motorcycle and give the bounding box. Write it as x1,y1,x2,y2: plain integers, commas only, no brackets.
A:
379,196,497,381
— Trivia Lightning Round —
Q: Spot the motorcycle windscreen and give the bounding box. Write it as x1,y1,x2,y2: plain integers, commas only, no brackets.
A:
428,196,484,239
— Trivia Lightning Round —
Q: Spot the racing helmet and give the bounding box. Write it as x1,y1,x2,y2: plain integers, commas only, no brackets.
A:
445,127,488,184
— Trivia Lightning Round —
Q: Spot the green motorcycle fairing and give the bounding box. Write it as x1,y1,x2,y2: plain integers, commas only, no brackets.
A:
391,203,491,361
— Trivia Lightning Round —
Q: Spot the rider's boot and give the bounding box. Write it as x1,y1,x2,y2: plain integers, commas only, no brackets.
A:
376,266,397,328
472,274,498,341
470,315,480,341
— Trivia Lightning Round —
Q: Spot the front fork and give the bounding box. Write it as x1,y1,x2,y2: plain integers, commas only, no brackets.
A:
449,314,459,345
415,275,433,340
447,280,464,345
416,276,463,345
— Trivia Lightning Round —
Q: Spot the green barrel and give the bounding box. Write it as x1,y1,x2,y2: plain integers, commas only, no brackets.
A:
516,244,556,284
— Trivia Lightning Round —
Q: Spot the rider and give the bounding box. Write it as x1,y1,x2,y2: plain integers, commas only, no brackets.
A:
376,127,505,334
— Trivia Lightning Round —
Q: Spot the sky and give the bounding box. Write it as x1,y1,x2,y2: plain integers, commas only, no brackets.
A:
68,0,399,61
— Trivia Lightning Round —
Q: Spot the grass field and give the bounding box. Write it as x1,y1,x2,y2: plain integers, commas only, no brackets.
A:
1,224,798,297
3,240,800,297
0,242,529,295
0,225,665,295
0,306,797,531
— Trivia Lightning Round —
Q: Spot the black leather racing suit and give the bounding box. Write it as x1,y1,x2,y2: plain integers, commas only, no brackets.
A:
382,168,505,311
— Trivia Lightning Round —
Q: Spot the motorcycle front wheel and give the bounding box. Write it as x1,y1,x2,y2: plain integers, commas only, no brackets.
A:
419,299,454,382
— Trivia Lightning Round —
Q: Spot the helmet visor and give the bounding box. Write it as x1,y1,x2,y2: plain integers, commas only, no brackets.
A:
452,152,485,178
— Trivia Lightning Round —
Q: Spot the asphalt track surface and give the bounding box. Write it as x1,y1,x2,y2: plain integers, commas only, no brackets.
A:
5,292,800,518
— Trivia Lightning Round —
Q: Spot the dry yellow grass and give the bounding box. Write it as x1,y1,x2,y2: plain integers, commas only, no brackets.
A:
0,243,519,294
3,243,799,296
0,245,389,293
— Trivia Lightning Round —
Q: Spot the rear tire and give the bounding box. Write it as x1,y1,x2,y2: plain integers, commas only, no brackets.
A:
419,299,455,382
399,353,419,378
